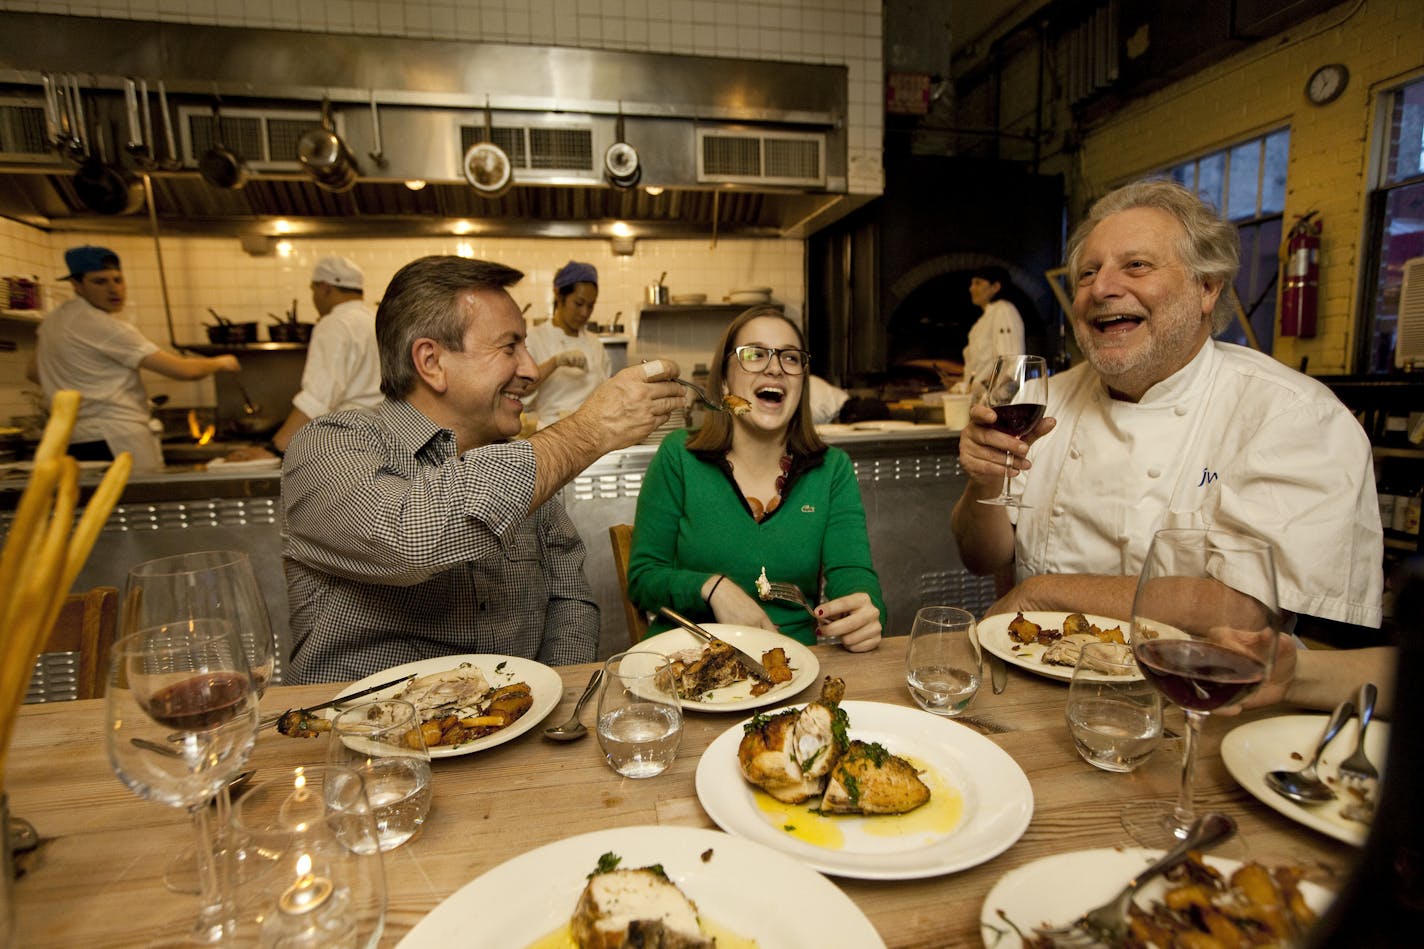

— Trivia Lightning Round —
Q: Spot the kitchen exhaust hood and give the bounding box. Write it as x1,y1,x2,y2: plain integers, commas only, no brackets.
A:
0,13,865,240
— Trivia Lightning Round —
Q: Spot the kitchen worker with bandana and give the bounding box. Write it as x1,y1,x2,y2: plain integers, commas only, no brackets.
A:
951,179,1383,641
523,260,611,428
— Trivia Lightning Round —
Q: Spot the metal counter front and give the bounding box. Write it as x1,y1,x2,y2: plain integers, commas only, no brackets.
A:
3,427,993,677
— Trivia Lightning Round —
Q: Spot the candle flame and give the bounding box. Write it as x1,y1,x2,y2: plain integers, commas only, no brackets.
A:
296,853,312,878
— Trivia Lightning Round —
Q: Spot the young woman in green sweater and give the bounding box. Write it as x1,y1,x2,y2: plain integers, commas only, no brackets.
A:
627,307,885,650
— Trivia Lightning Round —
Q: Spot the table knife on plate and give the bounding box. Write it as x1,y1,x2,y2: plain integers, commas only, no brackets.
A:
989,652,1008,694
259,672,417,731
657,606,771,682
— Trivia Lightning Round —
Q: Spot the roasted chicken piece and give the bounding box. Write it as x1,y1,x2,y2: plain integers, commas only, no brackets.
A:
275,709,332,738
749,647,793,696
572,863,711,949
722,394,753,416
666,640,747,697
819,740,931,815
1007,612,1042,644
1041,634,1132,670
737,676,847,803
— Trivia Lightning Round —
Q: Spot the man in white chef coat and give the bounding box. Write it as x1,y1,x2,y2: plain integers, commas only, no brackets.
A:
280,255,684,683
951,179,1383,637
269,255,381,453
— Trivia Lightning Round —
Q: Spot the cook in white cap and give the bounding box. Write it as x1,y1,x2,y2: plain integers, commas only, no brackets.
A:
28,244,241,470
522,260,611,427
266,255,381,454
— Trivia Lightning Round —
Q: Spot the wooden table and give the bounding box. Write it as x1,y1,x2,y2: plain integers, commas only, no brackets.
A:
7,638,1351,947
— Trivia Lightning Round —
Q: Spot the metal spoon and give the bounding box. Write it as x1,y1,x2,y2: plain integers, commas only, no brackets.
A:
235,377,261,416
543,667,604,741
1265,698,1354,804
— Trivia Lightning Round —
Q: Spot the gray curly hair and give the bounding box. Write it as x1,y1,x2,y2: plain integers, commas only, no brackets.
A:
1066,179,1240,334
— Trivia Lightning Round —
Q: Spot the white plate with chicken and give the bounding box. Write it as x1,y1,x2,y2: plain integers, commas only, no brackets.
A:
631,624,819,712
978,611,1138,683
696,697,1033,879
395,824,886,948
979,843,1332,940
331,654,562,758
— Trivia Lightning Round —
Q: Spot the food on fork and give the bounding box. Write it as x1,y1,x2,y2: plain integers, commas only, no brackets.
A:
755,565,772,599
722,394,752,416
572,852,712,949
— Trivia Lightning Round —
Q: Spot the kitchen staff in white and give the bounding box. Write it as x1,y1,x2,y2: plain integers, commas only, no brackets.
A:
961,264,1026,394
951,179,1382,634
269,255,381,453
29,245,240,471
523,260,610,428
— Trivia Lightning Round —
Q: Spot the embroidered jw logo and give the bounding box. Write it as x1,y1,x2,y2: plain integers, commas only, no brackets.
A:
1197,467,1219,487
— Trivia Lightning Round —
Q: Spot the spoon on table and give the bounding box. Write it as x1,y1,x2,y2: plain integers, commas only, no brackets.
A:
1265,698,1354,803
543,667,604,742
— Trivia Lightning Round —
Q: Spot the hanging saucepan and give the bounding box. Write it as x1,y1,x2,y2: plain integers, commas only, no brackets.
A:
70,80,143,216
463,96,512,197
604,103,641,190
199,97,249,191
297,98,359,194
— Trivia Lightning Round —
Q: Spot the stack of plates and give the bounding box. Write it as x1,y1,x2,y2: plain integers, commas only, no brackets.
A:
671,293,707,305
727,287,772,304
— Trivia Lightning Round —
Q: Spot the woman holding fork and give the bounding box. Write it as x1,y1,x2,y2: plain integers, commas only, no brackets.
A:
627,306,885,650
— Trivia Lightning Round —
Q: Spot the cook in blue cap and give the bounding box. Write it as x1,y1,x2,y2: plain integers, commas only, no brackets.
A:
524,261,608,427
63,245,122,283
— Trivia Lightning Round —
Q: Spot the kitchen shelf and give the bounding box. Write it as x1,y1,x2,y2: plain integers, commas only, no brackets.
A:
0,309,42,323
182,342,308,354
639,303,781,316
1373,446,1424,459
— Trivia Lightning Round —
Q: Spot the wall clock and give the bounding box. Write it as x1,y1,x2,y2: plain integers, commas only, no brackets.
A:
1306,63,1349,105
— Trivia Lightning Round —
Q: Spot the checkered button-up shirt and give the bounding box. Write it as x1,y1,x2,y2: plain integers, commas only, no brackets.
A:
281,398,598,684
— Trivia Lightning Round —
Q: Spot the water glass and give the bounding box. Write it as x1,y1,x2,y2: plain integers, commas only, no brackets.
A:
229,765,386,949
326,700,432,852
597,651,683,778
1066,641,1164,772
905,606,982,716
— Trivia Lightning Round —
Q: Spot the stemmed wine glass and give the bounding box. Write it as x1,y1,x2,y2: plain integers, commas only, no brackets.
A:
123,550,276,894
1121,528,1281,847
105,618,259,945
976,355,1049,508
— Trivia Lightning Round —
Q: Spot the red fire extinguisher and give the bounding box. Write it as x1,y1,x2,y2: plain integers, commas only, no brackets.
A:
1281,210,1321,338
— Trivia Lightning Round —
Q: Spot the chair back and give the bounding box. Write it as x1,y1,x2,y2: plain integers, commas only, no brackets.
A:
608,524,650,647
26,585,119,702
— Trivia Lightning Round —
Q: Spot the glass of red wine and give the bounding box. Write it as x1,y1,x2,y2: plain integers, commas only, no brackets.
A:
105,618,259,945
1121,528,1281,848
975,354,1048,508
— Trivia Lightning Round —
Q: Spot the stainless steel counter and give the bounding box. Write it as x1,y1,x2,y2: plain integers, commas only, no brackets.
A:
4,425,991,674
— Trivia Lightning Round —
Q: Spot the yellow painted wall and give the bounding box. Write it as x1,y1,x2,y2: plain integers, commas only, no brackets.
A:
1067,0,1424,375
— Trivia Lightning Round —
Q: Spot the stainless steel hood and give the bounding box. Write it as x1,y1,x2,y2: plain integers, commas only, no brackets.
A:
0,13,865,239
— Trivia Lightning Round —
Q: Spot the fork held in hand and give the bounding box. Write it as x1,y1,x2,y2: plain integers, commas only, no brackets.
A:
1033,813,1237,947
761,580,819,623
670,377,727,413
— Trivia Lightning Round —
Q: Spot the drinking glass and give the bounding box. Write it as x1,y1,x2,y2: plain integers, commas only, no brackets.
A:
1066,641,1163,772
596,651,683,778
1122,528,1280,846
976,354,1049,508
123,550,276,895
228,765,386,949
326,700,432,851
905,606,981,716
105,618,259,945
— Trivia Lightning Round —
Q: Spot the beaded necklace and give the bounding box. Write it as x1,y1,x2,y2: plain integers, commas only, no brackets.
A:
734,453,793,522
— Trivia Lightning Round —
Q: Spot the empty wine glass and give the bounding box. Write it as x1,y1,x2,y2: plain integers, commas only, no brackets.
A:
105,618,259,945
1121,528,1281,847
123,550,276,896
976,354,1049,508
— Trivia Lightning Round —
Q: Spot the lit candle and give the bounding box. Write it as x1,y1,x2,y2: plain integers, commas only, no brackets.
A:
278,853,333,916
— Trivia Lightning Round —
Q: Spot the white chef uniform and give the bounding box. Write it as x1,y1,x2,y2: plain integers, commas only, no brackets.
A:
962,299,1025,389
289,298,381,421
1013,340,1383,629
523,319,611,428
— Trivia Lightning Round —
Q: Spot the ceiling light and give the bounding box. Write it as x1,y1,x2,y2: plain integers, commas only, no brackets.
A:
452,220,474,235
644,186,664,196
274,219,293,234
404,179,427,191
456,241,474,258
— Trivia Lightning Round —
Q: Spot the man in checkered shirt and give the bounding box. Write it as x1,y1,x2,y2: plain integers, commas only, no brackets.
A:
281,256,683,683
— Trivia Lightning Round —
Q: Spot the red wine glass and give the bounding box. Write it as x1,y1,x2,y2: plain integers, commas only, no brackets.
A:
975,355,1048,508
1121,528,1281,848
105,618,259,945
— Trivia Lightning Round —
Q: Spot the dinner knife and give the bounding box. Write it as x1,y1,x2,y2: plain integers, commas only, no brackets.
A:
657,606,772,682
259,671,417,731
989,652,1008,694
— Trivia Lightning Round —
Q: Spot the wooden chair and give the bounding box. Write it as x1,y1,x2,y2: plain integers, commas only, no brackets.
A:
26,585,119,703
608,524,650,647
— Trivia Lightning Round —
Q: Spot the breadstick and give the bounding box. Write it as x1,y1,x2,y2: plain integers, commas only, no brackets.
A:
32,390,81,465
0,459,59,622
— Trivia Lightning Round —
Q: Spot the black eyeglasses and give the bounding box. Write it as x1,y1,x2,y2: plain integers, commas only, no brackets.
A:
731,345,810,375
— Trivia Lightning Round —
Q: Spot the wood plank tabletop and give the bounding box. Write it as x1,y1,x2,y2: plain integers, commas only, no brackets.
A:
6,636,1353,947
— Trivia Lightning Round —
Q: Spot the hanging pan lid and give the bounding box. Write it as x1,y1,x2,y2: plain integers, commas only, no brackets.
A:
604,104,640,189
464,97,512,197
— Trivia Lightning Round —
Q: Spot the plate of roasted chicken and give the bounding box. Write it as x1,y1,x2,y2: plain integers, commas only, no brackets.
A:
327,655,562,758
695,678,1033,879
978,611,1138,683
395,824,885,948
631,623,819,711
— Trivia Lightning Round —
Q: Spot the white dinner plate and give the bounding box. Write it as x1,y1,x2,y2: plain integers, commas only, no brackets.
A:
395,824,885,948
979,847,1335,947
977,611,1135,683
695,700,1033,879
1220,713,1389,846
848,419,921,432
203,456,281,471
631,624,819,712
331,654,562,759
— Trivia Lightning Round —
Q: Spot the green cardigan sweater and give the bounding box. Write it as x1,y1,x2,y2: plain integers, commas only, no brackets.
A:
627,429,887,644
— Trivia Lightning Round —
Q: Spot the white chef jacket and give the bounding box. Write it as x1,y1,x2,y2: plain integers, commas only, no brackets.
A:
1013,340,1383,628
34,296,164,470
289,299,381,421
523,320,610,428
962,299,1025,389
